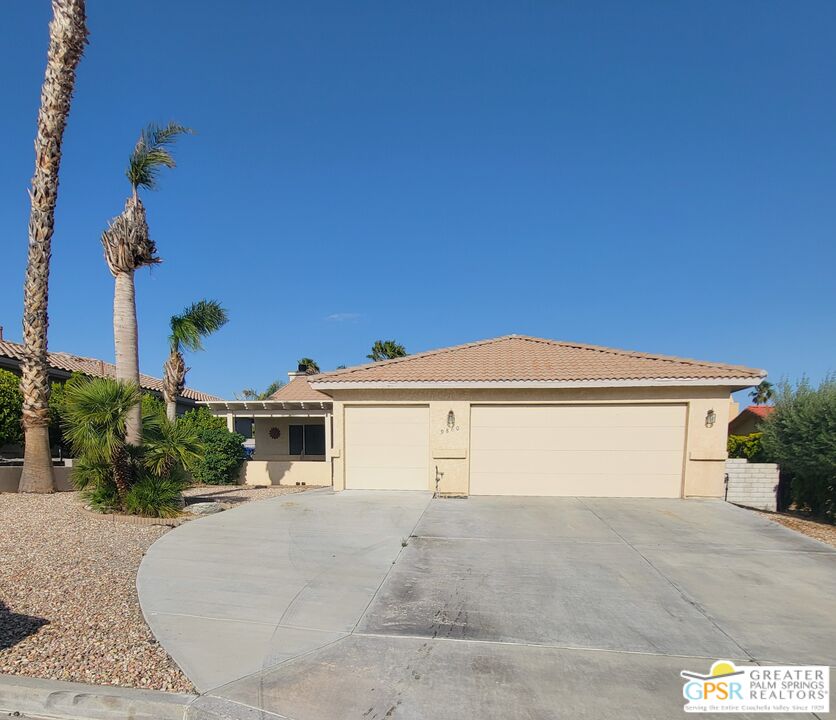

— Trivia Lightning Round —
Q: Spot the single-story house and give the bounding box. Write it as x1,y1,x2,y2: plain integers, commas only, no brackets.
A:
728,405,775,436
0,331,219,416
205,335,765,498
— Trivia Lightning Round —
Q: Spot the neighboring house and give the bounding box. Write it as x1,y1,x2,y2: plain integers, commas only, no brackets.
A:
0,331,219,416
206,335,765,498
728,405,775,436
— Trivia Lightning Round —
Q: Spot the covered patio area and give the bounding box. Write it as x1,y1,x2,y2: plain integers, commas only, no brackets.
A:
204,369,334,488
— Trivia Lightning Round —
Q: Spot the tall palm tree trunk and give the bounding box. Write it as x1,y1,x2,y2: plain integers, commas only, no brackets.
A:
113,270,142,445
19,0,88,493
163,350,185,422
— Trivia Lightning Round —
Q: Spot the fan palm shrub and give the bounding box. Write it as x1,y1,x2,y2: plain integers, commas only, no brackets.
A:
19,0,88,492
163,300,228,421
101,122,191,445
63,378,202,515
62,378,140,502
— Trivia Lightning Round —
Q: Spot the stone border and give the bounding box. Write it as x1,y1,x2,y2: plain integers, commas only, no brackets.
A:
78,504,189,528
0,673,196,720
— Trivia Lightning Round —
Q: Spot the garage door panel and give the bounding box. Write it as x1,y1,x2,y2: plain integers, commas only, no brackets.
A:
471,426,686,453
470,404,685,497
472,404,686,429
471,449,684,476
345,406,429,491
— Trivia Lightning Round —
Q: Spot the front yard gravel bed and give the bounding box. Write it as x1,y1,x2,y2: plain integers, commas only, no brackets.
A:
755,509,836,548
0,485,315,691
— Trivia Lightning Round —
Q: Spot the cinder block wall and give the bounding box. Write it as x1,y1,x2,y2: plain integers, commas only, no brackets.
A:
725,458,779,511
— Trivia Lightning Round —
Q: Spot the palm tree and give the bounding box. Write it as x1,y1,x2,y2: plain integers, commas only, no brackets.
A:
163,300,228,421
101,122,191,445
236,379,285,400
18,0,88,494
750,380,774,405
62,378,141,503
367,340,407,362
297,358,320,374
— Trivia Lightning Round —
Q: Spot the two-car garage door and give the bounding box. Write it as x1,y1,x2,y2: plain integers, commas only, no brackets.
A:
343,403,686,497
469,404,686,497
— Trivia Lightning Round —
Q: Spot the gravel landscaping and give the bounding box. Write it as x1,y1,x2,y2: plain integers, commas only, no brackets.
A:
0,485,316,692
755,509,836,548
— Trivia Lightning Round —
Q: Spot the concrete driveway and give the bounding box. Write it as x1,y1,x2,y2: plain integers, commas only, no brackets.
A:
137,490,836,719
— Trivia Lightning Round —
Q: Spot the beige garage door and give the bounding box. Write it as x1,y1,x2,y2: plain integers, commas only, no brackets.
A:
470,404,686,497
345,406,430,490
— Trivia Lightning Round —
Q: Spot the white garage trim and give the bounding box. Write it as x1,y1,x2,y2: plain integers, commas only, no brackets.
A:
469,403,687,498
344,405,430,490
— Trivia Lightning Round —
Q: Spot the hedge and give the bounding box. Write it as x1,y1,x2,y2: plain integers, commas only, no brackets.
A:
179,407,246,484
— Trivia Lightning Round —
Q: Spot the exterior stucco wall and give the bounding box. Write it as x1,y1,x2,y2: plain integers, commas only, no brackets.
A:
328,385,734,497
0,466,74,493
252,417,326,460
238,460,330,487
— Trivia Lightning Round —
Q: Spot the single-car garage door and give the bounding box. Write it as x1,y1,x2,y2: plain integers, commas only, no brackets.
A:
470,404,686,497
345,406,430,490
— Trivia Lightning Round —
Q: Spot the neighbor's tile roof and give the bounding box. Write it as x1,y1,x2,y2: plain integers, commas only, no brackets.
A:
268,374,331,402
744,405,775,419
0,339,220,402
311,335,765,385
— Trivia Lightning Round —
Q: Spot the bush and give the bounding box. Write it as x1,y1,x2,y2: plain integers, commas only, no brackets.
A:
0,369,23,449
760,375,836,520
727,432,767,462
179,407,245,484
124,468,188,518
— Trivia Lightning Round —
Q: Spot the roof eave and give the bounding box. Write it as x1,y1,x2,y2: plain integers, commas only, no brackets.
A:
309,376,766,391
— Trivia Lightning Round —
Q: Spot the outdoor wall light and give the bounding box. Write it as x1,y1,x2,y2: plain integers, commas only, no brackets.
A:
705,409,716,428
447,410,456,429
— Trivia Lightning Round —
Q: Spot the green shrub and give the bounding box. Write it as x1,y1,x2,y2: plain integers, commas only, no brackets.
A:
179,407,245,484
124,468,188,518
727,432,767,462
760,375,836,520
0,369,23,448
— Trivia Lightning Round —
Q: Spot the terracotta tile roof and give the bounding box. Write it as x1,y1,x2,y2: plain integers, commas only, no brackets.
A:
268,374,331,402
745,405,775,419
311,335,765,386
0,339,220,402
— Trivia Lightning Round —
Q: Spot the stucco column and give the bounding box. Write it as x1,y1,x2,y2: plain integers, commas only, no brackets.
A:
226,413,234,432
324,412,333,460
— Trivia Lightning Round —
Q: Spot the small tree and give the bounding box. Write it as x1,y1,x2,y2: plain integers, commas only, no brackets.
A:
760,375,836,520
367,340,407,362
750,380,774,405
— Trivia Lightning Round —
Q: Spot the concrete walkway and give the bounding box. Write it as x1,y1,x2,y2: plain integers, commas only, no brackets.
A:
137,489,432,692
138,492,836,719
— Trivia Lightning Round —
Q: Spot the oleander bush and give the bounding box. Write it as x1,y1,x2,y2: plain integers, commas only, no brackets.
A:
179,407,246,485
760,375,836,521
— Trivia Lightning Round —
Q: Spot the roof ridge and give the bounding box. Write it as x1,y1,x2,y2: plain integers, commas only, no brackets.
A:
315,335,517,379
509,335,766,374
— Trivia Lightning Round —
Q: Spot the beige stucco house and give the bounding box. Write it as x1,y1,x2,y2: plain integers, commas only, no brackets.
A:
205,335,765,498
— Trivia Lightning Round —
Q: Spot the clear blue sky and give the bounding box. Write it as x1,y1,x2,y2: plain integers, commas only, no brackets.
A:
2,1,834,401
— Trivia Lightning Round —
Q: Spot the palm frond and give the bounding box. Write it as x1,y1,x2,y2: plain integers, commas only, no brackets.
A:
169,299,229,352
127,122,193,191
